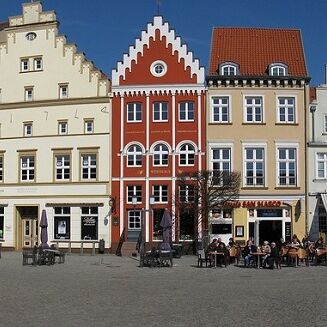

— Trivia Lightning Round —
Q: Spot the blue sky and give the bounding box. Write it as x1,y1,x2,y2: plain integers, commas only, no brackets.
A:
1,0,326,85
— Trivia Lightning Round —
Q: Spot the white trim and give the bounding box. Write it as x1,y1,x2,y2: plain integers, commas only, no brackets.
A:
126,102,142,123
150,60,167,77
209,142,234,172
123,141,146,155
126,185,142,204
243,95,265,123
275,95,297,124
210,95,231,123
315,152,327,180
178,101,195,122
197,93,202,170
152,101,169,122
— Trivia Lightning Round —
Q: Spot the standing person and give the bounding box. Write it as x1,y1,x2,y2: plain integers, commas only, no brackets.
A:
265,242,280,269
243,240,257,267
261,241,271,267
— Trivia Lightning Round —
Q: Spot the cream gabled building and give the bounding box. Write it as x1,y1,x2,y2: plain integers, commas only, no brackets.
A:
0,2,111,250
206,28,310,245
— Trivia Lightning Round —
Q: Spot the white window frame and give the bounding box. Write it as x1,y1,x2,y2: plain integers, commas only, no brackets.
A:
55,154,70,181
54,206,71,240
126,185,142,203
127,145,143,167
244,96,264,123
33,57,42,71
127,103,142,122
179,101,194,122
128,210,141,230
211,147,231,185
84,120,94,134
153,102,168,122
211,96,230,123
179,185,195,203
220,64,237,76
58,121,68,135
21,59,29,72
20,156,35,182
23,123,33,137
243,147,265,187
59,85,68,99
316,153,327,179
270,64,287,77
179,143,195,166
153,185,168,203
153,143,169,166
81,154,97,180
25,87,33,101
277,96,296,124
276,145,298,186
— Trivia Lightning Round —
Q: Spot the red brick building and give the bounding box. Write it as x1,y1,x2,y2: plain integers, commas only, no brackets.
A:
111,16,205,251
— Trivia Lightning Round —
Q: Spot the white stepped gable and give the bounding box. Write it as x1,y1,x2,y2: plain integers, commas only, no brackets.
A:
112,16,205,86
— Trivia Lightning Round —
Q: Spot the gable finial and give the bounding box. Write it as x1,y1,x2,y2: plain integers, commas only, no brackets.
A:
156,0,162,16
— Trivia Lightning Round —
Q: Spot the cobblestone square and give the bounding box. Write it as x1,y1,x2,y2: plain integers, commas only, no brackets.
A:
1,252,327,327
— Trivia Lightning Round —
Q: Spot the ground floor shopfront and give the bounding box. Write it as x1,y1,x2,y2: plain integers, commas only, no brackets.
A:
209,196,306,246
308,193,327,243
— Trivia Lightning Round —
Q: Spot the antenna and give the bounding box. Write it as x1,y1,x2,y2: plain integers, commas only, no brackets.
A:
156,0,162,16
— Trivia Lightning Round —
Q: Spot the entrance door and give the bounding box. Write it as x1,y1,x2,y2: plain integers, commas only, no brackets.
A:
22,219,38,248
259,220,282,244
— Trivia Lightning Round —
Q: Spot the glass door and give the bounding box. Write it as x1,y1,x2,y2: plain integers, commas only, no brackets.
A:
22,219,38,248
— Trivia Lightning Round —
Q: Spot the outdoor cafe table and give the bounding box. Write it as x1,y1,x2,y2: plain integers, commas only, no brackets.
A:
208,251,226,268
252,252,266,268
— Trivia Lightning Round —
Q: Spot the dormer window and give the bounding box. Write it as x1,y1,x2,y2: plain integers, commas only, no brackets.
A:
269,63,288,77
219,62,239,76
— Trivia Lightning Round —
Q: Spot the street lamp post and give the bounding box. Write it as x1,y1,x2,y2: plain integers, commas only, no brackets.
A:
139,195,155,267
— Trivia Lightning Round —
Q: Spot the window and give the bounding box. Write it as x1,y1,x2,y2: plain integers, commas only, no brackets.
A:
150,60,167,77
179,185,195,203
153,185,168,203
84,120,94,134
34,58,42,71
179,208,195,241
179,102,194,121
153,143,169,166
54,207,70,239
81,207,98,240
317,153,327,179
179,143,195,166
55,155,70,181
21,59,29,72
278,97,295,123
270,64,287,76
244,148,265,186
244,96,263,123
127,185,142,203
59,85,68,99
0,207,4,239
212,97,229,123
127,103,142,122
23,123,33,137
212,148,231,185
25,87,33,101
128,210,141,230
277,148,297,186
0,156,3,182
58,121,68,135
153,102,168,122
20,156,35,182
221,64,237,76
81,154,97,180
127,145,142,167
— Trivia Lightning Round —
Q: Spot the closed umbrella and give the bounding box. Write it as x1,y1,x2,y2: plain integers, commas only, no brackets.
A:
160,209,172,250
40,209,48,249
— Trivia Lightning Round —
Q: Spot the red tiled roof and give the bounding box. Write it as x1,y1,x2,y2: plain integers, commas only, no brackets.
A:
209,27,308,77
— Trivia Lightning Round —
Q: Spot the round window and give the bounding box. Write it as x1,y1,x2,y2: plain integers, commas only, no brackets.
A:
150,61,167,77
26,32,37,41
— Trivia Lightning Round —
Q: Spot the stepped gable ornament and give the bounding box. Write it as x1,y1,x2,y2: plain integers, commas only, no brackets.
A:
112,16,205,86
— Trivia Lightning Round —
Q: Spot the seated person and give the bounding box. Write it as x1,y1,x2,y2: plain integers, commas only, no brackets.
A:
265,242,280,269
261,241,271,267
217,237,226,247
228,237,236,249
216,242,228,267
315,237,325,249
207,238,218,252
243,240,257,267
289,234,301,248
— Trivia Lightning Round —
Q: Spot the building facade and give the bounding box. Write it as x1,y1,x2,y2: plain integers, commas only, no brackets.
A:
307,79,327,242
111,16,205,252
206,28,310,245
0,2,111,250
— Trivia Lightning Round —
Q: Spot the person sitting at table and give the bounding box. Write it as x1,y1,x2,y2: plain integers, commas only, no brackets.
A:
228,237,235,248
243,240,257,267
315,236,325,249
207,238,218,252
265,242,280,269
289,234,301,248
216,242,228,267
217,237,226,247
261,241,271,267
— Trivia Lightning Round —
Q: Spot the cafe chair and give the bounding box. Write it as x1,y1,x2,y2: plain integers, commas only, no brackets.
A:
22,245,38,266
158,248,173,268
197,249,211,268
228,247,240,265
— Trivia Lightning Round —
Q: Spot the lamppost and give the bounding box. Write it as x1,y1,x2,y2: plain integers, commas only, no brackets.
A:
309,100,317,143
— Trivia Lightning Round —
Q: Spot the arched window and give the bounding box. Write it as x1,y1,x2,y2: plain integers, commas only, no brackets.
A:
179,143,195,166
153,144,169,166
269,63,288,77
127,145,142,167
219,62,239,76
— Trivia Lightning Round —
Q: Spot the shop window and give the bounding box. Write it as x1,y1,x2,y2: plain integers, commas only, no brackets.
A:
54,207,70,239
81,207,98,240
212,224,232,234
179,208,195,241
153,208,165,240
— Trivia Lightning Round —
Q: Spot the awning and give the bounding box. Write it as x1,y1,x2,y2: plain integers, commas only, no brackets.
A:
320,193,327,211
